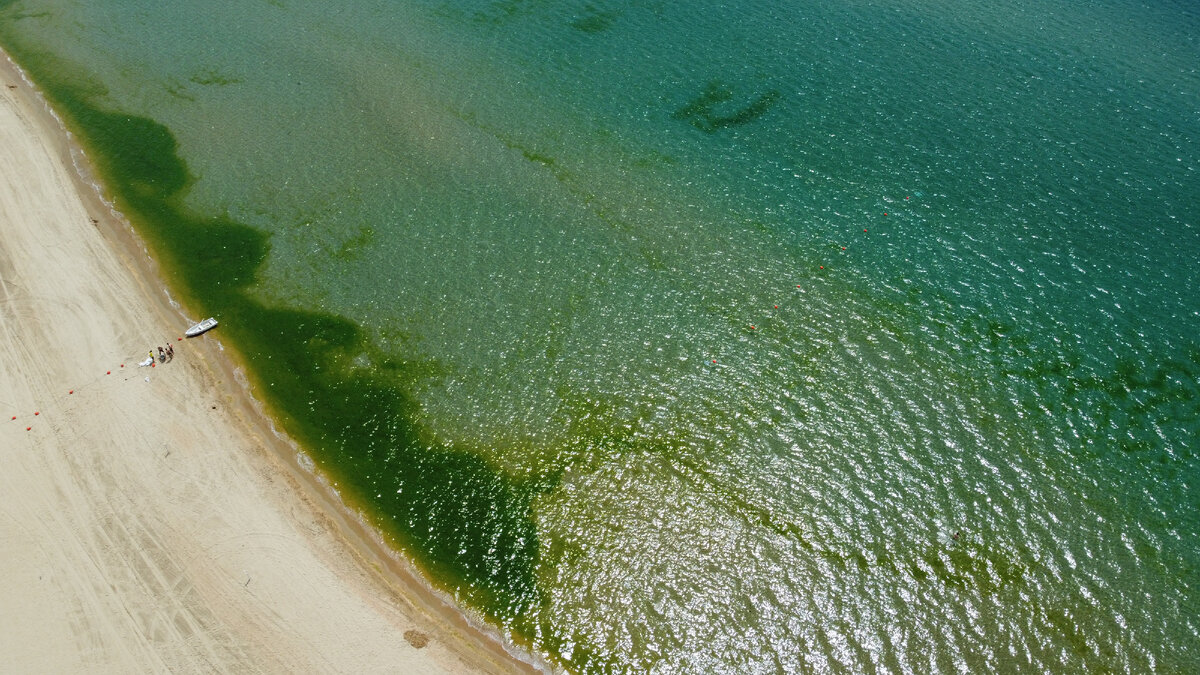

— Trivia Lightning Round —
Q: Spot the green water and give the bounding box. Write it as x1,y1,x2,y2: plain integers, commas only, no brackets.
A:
2,0,1197,671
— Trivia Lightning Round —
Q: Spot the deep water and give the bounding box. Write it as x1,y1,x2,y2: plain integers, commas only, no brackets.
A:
2,0,1198,671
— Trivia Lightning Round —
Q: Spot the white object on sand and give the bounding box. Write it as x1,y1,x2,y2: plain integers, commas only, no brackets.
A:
138,357,154,367
186,317,218,337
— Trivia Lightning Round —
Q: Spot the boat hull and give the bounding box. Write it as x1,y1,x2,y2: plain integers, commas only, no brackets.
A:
185,318,218,337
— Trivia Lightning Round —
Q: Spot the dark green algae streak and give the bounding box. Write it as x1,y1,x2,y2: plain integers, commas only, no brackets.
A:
3,46,553,640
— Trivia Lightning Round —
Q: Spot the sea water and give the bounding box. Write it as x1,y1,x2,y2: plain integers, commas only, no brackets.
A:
1,0,1197,671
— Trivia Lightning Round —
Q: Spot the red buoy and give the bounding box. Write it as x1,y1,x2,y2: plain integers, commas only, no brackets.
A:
34,412,39,416
69,390,73,394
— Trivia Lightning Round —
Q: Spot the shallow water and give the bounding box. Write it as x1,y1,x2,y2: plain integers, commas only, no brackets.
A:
2,0,1197,670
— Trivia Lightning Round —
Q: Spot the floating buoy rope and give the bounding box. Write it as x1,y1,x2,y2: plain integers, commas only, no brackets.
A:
729,198,909,360
8,337,185,432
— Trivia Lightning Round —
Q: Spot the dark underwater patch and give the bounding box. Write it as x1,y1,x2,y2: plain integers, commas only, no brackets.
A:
673,80,781,133
190,69,243,87
571,5,621,33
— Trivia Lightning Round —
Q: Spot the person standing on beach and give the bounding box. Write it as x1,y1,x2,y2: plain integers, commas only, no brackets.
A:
158,346,166,362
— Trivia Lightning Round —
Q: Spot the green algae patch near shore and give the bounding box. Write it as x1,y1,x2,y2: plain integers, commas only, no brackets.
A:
6,47,548,633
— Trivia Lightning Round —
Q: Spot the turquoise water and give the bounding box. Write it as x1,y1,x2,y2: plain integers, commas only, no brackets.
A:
2,0,1198,670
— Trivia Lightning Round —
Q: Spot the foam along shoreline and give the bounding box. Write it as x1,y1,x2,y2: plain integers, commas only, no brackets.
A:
0,51,540,673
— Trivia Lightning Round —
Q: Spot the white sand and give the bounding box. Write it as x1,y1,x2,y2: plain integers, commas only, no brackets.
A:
0,55,536,674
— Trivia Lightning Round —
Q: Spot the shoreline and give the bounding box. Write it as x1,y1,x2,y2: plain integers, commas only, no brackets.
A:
0,50,543,673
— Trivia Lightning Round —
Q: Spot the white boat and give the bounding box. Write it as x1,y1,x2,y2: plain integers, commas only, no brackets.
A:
185,317,218,337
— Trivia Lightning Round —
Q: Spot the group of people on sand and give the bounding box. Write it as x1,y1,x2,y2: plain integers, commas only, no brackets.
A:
154,343,175,363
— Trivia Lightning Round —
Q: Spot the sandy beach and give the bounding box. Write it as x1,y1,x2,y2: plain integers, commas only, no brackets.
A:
0,55,537,673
